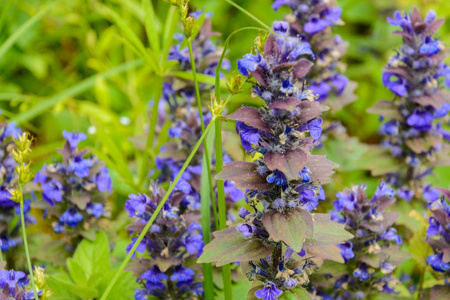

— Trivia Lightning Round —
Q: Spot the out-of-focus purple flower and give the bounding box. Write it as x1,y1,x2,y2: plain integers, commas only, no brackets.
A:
170,265,195,287
63,130,87,152
382,72,408,97
68,156,94,178
427,253,450,272
60,207,83,227
255,282,283,300
406,109,434,131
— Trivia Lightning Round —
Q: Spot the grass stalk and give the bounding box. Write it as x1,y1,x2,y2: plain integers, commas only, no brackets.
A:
19,184,39,299
215,119,233,300
187,40,219,229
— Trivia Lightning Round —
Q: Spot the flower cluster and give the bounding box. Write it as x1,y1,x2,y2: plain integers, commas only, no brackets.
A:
371,8,450,202
273,0,357,110
199,22,352,299
34,131,111,247
0,269,42,299
163,13,230,111
0,121,36,253
312,182,404,299
156,107,244,223
426,187,450,290
125,183,204,299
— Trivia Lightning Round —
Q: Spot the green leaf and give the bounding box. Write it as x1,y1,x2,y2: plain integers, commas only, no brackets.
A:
66,258,87,286
96,3,158,70
246,284,264,300
0,3,53,60
142,0,161,56
200,126,216,300
98,269,138,300
410,223,432,269
161,6,178,67
198,227,272,266
73,231,111,281
262,208,313,252
48,274,98,299
292,287,312,300
279,287,311,300
264,150,308,180
305,214,353,246
11,60,143,125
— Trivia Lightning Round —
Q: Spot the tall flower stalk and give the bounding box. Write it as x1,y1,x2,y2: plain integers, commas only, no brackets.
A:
273,0,357,110
34,131,112,250
8,132,38,299
311,182,404,299
369,8,450,203
0,121,36,260
199,22,353,299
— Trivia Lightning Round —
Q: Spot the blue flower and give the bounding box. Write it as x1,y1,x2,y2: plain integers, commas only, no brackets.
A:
224,180,244,201
141,266,168,290
330,74,349,95
353,264,370,281
255,282,283,300
426,217,441,237
423,185,440,202
298,167,311,183
406,109,435,131
382,72,408,97
237,224,254,238
338,242,355,262
126,237,147,259
397,187,413,201
334,191,356,211
0,270,26,295
427,253,450,273
170,265,195,287
52,221,65,233
387,11,412,32
373,182,395,200
381,120,399,136
379,228,402,245
380,261,396,274
237,53,265,76
63,130,87,152
310,81,332,101
86,202,104,218
125,193,150,217
183,232,204,255
236,121,259,151
96,166,112,193
42,180,63,206
68,156,94,178
267,170,287,186
60,207,83,227
420,37,441,57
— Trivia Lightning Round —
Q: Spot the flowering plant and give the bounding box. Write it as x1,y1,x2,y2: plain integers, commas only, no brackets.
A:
311,182,405,299
198,21,352,299
34,131,111,247
368,8,450,202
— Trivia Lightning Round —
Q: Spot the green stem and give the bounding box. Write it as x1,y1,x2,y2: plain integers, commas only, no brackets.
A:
223,0,271,31
215,120,233,300
138,76,164,188
187,39,219,229
19,185,39,299
100,119,216,300
0,247,3,262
